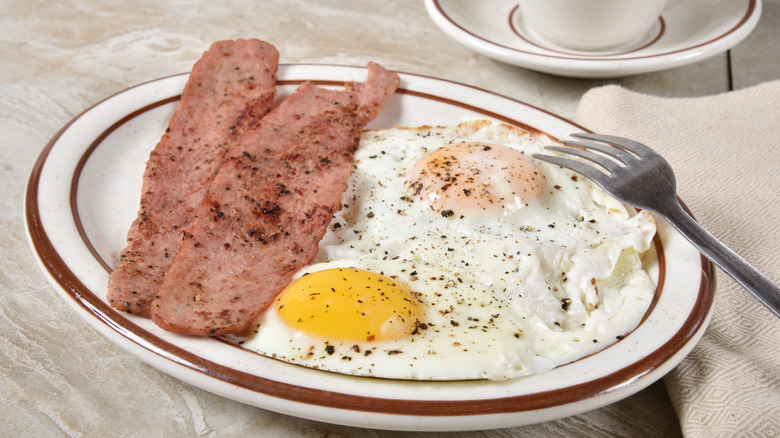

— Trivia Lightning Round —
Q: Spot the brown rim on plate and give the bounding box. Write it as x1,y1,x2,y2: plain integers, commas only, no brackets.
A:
25,69,715,416
432,0,757,62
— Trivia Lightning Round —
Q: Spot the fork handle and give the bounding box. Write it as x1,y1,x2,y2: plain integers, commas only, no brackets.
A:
659,200,780,318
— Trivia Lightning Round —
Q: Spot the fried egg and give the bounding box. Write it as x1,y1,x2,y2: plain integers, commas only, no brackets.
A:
237,120,657,381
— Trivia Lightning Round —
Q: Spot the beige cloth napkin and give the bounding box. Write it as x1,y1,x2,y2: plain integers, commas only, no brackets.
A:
576,81,780,437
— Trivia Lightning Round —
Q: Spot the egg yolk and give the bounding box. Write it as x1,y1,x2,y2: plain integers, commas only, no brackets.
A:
407,141,544,216
275,268,419,342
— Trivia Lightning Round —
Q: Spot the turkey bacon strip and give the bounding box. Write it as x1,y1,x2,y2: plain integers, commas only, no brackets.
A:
152,63,400,336
107,39,279,316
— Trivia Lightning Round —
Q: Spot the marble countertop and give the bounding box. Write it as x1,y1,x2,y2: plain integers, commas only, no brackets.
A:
3,0,778,436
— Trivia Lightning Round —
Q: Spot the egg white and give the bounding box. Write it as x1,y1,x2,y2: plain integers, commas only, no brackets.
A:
235,120,658,381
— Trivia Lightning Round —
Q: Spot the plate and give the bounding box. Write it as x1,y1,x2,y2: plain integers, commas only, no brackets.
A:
25,64,714,431
425,0,761,78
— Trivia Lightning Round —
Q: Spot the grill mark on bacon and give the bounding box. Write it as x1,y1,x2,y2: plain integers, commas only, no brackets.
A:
107,39,279,316
151,63,400,336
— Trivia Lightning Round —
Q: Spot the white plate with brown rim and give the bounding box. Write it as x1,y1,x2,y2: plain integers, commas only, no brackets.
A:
425,0,761,78
25,64,714,431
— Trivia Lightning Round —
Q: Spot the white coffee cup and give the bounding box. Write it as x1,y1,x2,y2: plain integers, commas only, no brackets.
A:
517,0,683,51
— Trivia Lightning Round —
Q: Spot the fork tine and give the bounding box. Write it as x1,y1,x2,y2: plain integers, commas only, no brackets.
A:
543,145,624,174
532,153,609,182
572,133,654,156
562,139,635,164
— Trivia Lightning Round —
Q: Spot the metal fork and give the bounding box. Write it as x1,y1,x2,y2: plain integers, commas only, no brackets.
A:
534,133,780,318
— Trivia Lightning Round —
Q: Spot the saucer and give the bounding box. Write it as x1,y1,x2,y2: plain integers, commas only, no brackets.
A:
425,0,761,78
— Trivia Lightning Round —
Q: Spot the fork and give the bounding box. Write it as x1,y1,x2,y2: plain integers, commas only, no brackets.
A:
533,133,780,318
